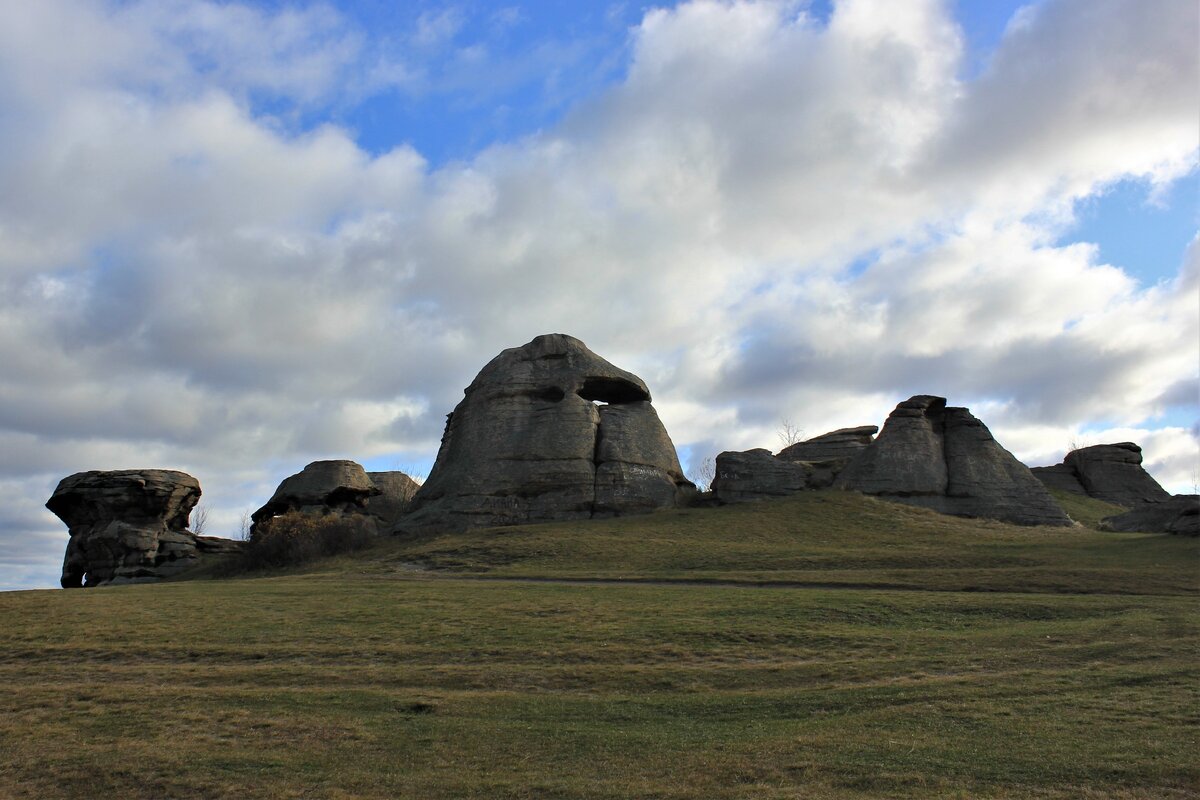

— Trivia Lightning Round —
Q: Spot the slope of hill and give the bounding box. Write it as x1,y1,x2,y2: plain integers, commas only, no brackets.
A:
1,491,1196,799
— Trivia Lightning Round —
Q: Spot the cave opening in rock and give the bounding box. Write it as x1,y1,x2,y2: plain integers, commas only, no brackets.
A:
577,376,649,405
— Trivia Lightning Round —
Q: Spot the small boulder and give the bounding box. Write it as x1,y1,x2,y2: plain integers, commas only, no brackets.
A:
47,469,239,587
1100,495,1199,536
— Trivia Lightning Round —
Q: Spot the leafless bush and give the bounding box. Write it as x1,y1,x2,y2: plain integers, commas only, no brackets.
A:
689,456,716,492
242,512,376,569
777,418,804,448
190,503,209,535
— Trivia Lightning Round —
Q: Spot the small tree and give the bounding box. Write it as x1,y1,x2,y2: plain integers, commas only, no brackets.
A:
190,503,210,535
689,456,716,493
777,418,804,448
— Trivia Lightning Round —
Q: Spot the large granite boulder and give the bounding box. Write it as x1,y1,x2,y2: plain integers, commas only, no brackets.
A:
251,460,391,534
399,333,694,532
47,469,240,588
1032,443,1170,508
777,425,877,464
834,395,1072,526
1100,495,1199,536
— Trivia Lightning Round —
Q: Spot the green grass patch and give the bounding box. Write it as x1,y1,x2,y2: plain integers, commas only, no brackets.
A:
1,491,1196,798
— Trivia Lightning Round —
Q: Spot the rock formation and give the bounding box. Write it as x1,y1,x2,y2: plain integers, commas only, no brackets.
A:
711,449,828,503
47,469,241,588
834,395,1073,526
252,460,420,534
365,471,421,527
777,425,878,464
1100,495,1199,536
1031,443,1170,508
399,333,694,532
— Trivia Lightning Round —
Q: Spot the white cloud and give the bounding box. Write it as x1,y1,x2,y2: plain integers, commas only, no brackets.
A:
0,0,1197,589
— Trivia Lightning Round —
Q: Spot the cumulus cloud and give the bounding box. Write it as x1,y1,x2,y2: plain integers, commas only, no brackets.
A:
0,0,1197,589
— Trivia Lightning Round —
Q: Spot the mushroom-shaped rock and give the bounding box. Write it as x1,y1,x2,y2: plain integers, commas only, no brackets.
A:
47,469,236,587
1100,495,1199,536
251,460,380,534
834,396,1072,526
400,333,694,532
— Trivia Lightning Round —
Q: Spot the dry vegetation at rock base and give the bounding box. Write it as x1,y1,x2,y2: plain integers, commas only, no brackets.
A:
1,490,1197,799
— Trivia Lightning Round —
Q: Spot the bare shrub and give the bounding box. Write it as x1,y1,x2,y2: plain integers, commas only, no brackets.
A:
242,512,376,570
190,503,210,535
777,419,804,448
689,456,716,493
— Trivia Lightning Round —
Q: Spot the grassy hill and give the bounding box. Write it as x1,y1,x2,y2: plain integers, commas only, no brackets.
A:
1,491,1196,799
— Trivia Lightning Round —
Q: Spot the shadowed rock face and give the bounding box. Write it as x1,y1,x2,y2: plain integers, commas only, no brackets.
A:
1100,495,1199,536
834,396,1072,526
711,449,831,503
365,471,421,527
400,334,694,532
1061,444,1170,507
712,425,877,503
47,469,239,588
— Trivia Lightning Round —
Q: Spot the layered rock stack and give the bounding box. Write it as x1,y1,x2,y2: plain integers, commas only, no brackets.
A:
834,396,1072,526
711,425,878,503
47,469,241,588
399,333,694,533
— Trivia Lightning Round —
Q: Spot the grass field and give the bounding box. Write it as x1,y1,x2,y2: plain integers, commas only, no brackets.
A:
1,491,1196,798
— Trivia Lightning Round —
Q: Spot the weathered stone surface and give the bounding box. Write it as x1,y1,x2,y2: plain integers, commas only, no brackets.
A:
834,396,1072,526
711,449,829,503
251,460,380,534
47,469,240,588
1029,463,1088,496
1063,443,1170,508
400,333,694,532
1100,495,1199,536
777,425,878,464
365,471,421,527
835,396,949,496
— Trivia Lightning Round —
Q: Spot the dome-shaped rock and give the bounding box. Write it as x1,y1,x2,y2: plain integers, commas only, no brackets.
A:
400,334,694,532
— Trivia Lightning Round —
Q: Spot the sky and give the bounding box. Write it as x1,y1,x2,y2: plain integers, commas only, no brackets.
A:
0,0,1196,591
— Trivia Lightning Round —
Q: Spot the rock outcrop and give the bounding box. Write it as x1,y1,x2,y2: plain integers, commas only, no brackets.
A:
399,333,694,532
711,449,831,503
711,425,877,503
47,469,240,588
1099,495,1199,536
252,460,420,534
1032,443,1170,508
834,395,1073,526
365,471,421,527
251,459,380,534
777,425,878,464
